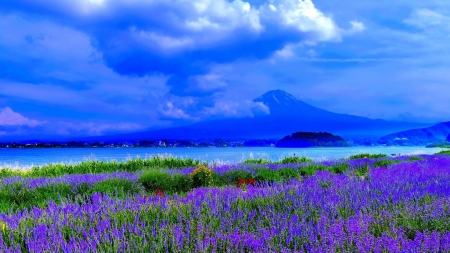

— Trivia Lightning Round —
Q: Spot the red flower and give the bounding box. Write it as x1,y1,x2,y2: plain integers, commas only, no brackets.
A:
237,178,246,187
247,178,255,186
155,189,164,197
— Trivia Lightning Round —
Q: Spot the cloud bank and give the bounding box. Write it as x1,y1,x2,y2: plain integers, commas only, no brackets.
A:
0,107,43,127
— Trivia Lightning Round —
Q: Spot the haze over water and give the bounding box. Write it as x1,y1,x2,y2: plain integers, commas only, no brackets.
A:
0,147,444,169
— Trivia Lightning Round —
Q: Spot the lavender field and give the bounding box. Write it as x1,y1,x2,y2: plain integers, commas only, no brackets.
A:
1,153,450,252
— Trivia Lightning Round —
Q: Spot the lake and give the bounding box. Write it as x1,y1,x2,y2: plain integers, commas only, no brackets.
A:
0,146,445,169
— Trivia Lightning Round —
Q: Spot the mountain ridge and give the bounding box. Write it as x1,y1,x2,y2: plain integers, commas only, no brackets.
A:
379,121,450,145
74,90,432,141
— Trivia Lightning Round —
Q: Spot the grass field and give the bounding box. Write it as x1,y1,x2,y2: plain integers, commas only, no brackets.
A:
1,152,450,252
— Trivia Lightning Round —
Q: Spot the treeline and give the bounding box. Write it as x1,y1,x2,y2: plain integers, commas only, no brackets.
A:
0,139,277,148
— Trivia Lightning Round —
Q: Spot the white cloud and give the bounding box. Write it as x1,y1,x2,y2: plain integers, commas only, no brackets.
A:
404,9,450,29
346,21,366,35
260,0,343,41
55,122,144,136
0,107,44,127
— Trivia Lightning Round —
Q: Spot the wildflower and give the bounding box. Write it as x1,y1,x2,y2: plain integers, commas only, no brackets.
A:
247,178,256,186
155,189,164,197
237,178,246,187
190,165,214,187
0,220,7,233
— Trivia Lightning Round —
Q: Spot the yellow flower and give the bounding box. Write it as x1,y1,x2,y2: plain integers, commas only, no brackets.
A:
0,220,8,232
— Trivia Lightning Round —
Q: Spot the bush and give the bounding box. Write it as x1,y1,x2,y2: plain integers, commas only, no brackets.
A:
298,164,328,176
90,178,143,197
373,160,401,168
409,156,425,162
255,169,281,183
278,156,313,164
349,153,388,159
0,182,73,212
138,170,173,192
244,159,271,164
221,170,253,185
436,150,450,155
190,165,215,188
327,163,349,174
354,163,370,177
171,174,192,193
278,168,299,180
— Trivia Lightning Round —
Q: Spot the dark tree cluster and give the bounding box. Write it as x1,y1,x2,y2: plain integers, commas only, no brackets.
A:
276,132,348,148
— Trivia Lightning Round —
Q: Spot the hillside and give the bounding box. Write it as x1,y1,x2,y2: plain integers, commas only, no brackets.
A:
276,132,347,148
379,121,450,145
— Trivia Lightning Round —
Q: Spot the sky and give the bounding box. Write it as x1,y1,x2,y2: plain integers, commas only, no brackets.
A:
0,0,449,139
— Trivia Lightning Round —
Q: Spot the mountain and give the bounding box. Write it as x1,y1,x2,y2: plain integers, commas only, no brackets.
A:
379,122,450,145
82,89,432,141
276,132,347,148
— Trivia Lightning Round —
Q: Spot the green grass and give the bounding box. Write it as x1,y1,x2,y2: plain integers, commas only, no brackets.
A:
276,156,313,164
243,158,271,164
0,156,205,179
348,153,388,159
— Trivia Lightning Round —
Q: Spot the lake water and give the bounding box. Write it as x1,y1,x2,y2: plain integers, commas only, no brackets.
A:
0,146,445,169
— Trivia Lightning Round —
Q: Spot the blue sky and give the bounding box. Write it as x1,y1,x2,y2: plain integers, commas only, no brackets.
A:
0,0,449,138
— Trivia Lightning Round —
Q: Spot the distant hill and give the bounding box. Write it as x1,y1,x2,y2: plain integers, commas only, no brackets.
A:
379,121,450,145
276,132,347,148
73,90,432,142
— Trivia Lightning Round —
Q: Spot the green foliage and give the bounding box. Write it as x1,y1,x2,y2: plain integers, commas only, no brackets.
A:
348,153,388,159
278,168,300,180
243,158,271,164
190,166,215,188
90,178,143,197
298,164,327,176
255,169,281,182
354,163,370,177
0,183,72,213
0,156,205,179
138,170,174,192
327,163,349,174
409,156,425,162
171,174,192,193
435,150,450,155
373,159,401,168
221,170,253,184
277,156,313,164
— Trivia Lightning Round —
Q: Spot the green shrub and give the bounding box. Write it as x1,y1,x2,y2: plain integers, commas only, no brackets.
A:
138,170,173,192
354,163,370,177
243,159,271,164
327,163,349,174
373,159,401,168
298,164,327,176
436,150,450,155
171,174,192,193
255,169,281,183
221,170,253,185
90,178,142,197
0,183,73,212
409,156,425,162
278,156,313,164
190,165,215,188
348,153,388,159
278,168,299,180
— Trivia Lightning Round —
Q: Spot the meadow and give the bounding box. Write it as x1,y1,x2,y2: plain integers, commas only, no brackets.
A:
1,152,450,252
